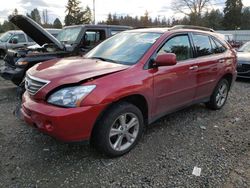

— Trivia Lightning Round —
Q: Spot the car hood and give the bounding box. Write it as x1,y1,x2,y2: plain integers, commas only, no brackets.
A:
237,52,250,62
10,15,64,50
28,57,130,90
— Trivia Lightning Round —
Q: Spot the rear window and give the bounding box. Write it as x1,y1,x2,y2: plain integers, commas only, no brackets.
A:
83,30,106,49
193,34,213,57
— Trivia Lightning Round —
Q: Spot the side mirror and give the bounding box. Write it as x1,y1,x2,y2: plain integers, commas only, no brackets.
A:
10,38,18,44
154,53,177,67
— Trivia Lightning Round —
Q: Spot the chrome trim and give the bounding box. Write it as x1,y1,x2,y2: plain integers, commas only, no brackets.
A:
25,73,50,95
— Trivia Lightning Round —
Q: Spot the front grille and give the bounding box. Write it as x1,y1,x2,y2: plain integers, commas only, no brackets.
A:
237,63,250,73
25,74,49,95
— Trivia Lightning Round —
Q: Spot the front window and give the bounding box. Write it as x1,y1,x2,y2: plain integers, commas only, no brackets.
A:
11,34,26,43
238,42,250,52
86,32,162,65
157,35,192,61
0,32,13,42
56,26,82,44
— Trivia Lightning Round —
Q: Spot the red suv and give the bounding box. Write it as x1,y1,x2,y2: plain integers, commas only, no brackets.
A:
21,26,237,157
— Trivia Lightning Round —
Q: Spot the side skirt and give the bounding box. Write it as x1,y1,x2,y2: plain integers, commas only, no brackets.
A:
148,97,210,125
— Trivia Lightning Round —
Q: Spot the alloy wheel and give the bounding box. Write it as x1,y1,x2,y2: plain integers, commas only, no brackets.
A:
109,113,139,152
216,83,228,107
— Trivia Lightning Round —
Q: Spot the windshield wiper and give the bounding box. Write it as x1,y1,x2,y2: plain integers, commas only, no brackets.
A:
90,57,118,64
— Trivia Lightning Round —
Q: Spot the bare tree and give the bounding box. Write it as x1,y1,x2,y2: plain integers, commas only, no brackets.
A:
172,0,211,25
172,0,211,17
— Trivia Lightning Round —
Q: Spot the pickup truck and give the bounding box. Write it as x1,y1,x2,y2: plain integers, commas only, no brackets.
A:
0,15,132,85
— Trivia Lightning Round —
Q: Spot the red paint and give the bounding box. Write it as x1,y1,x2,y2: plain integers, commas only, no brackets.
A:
21,28,237,142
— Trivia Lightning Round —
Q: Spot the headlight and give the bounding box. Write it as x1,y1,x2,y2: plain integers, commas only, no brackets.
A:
47,85,96,107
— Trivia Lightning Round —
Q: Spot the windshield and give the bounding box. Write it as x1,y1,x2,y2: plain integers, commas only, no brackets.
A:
56,26,82,44
86,32,162,65
238,42,250,52
0,32,13,42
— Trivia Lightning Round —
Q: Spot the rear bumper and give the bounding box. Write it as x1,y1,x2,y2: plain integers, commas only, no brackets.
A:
0,64,24,85
21,92,108,142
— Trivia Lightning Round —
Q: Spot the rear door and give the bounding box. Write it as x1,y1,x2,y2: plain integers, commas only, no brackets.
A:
152,34,197,117
191,33,226,100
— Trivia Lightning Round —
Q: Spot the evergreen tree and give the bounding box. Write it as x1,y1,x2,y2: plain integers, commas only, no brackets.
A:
65,0,92,25
80,6,92,24
106,13,113,24
53,18,63,28
241,7,250,29
6,9,20,30
140,11,150,27
29,8,42,24
13,8,18,16
203,9,224,29
223,0,243,29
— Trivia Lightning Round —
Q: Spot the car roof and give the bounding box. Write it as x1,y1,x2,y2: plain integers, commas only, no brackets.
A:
124,25,220,37
63,24,133,30
7,29,60,34
126,27,170,33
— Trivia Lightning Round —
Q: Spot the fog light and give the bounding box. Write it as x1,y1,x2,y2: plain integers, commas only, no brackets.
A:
44,123,54,132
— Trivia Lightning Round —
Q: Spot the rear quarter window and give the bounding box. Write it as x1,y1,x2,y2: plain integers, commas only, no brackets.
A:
210,37,227,54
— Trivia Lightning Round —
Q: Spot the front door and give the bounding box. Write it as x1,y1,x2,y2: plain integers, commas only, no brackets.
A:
152,34,197,117
7,33,28,49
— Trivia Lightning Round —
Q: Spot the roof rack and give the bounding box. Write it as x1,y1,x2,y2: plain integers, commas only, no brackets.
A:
169,25,214,32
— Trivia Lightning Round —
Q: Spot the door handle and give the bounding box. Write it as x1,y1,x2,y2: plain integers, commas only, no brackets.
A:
189,65,199,70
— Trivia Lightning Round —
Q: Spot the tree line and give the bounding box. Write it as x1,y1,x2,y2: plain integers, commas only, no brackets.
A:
0,0,249,33
101,0,250,30
0,0,92,33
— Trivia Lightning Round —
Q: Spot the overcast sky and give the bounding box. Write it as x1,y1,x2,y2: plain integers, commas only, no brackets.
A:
1,0,250,24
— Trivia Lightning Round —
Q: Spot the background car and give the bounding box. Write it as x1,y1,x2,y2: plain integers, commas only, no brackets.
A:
0,29,60,59
0,15,132,86
236,41,250,78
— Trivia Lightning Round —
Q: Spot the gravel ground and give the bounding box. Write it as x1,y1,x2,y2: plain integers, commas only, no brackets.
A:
0,60,249,188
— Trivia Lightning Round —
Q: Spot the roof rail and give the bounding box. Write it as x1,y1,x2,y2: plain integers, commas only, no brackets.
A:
169,25,214,32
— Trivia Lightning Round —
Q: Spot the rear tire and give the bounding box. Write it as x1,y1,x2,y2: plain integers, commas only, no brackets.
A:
206,79,229,110
92,102,144,157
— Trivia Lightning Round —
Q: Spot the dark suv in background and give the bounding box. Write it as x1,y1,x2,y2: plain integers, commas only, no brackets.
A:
0,15,131,85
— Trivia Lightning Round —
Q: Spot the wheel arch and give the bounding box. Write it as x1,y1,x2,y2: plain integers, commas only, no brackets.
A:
90,94,149,141
220,73,233,89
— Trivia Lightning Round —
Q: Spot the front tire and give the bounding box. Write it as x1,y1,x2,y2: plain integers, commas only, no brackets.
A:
206,79,229,110
92,102,144,157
